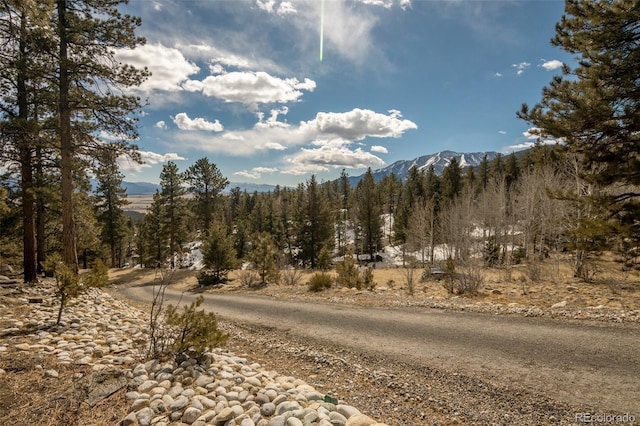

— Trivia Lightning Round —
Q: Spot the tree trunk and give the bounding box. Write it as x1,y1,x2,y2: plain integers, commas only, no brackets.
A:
20,150,37,283
35,146,47,274
57,0,78,272
17,12,37,283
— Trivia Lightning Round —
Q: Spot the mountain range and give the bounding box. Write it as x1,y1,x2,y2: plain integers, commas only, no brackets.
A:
121,150,499,195
348,150,499,186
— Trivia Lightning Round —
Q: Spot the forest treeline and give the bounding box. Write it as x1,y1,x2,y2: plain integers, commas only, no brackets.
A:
1,0,639,284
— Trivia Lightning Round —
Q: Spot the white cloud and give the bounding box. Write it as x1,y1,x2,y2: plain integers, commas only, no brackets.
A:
172,112,224,132
253,167,278,173
115,43,199,92
505,139,559,152
97,130,131,141
209,63,226,75
540,59,563,71
155,121,167,130
256,107,291,129
234,170,261,180
371,145,388,153
494,72,503,78
512,62,531,76
498,130,507,135
302,108,417,141
504,127,562,152
257,0,297,16
234,166,279,180
118,151,186,173
354,0,411,9
285,141,385,172
523,127,544,139
187,71,316,107
266,142,287,150
281,163,330,176
277,2,297,15
355,0,394,8
171,108,416,158
256,0,276,13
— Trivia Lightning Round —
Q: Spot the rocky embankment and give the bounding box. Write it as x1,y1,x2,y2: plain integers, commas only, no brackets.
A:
0,281,388,426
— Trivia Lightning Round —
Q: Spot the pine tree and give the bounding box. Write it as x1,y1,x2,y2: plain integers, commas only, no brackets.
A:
201,221,237,282
249,232,280,285
477,154,490,193
441,157,462,203
504,152,520,189
353,168,383,261
519,0,640,218
94,147,129,267
183,158,228,236
295,175,334,268
142,190,166,267
159,161,188,269
0,1,52,282
53,0,148,271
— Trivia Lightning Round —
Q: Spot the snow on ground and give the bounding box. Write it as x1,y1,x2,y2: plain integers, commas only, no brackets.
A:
182,240,204,270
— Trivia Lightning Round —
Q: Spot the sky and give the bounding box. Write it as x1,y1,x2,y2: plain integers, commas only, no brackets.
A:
113,0,573,186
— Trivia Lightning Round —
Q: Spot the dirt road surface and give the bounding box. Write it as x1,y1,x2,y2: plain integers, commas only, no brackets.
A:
118,284,639,425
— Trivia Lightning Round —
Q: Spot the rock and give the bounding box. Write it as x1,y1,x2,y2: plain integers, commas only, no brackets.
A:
44,369,59,378
194,375,214,387
135,407,154,426
131,398,150,411
169,395,189,411
276,401,301,415
551,301,568,309
260,402,276,417
285,417,303,426
213,407,235,423
15,343,31,351
337,405,361,419
182,406,202,424
346,413,376,426
120,412,136,426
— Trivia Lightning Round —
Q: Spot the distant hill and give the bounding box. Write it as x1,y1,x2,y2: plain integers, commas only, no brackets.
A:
349,150,499,186
121,181,161,195
119,151,499,195
120,180,280,195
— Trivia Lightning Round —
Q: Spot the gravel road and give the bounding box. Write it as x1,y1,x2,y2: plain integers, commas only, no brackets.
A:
119,284,639,425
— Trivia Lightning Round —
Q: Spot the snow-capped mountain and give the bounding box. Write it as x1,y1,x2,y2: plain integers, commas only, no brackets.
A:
350,150,499,185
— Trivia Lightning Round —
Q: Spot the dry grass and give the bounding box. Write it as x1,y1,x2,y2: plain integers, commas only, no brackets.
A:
109,254,640,312
0,351,130,426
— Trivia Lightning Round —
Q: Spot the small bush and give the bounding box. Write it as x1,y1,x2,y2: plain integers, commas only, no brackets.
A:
511,247,526,265
164,296,228,363
44,253,81,325
238,270,259,287
280,268,304,286
307,272,333,292
442,259,456,294
401,265,417,295
335,253,362,289
82,259,110,288
362,267,376,291
456,264,483,295
442,260,483,295
197,271,225,286
483,236,500,266
526,259,542,282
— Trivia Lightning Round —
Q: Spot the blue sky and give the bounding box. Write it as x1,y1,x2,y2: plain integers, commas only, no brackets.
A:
114,0,572,185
